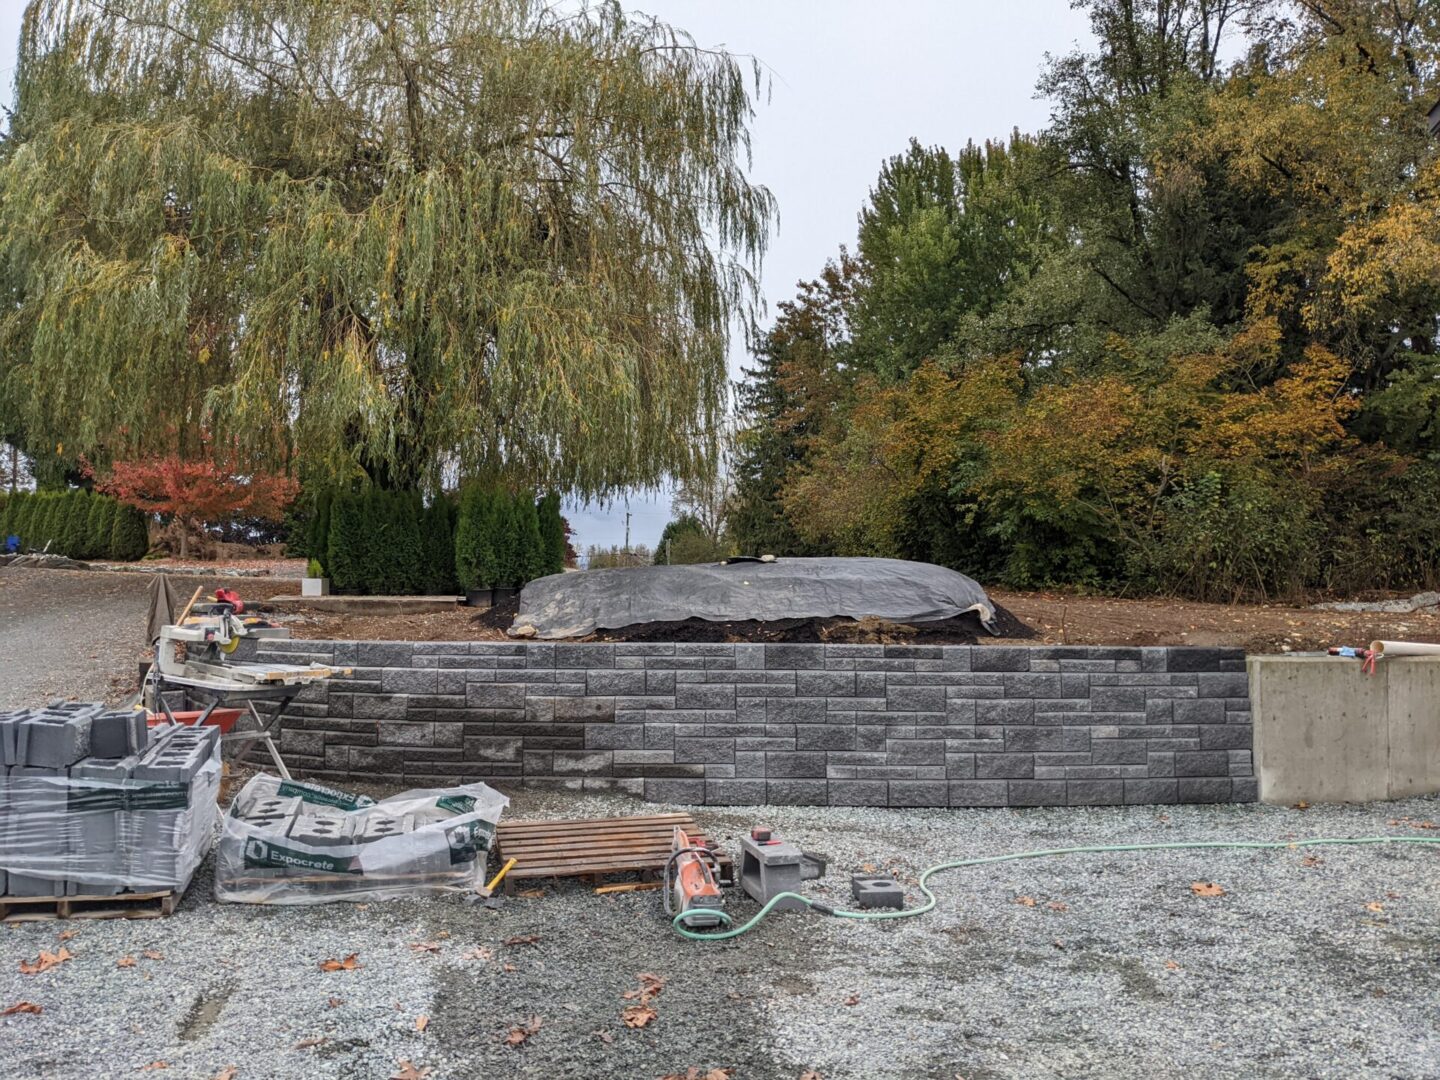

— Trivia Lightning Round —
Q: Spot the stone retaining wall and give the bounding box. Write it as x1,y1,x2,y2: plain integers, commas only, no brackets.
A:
241,641,1255,807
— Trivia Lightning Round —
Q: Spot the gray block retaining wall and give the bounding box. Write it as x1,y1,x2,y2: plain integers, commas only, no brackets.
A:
237,641,1255,807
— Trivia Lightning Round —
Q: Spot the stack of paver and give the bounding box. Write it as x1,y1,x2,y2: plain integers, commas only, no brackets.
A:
0,703,220,898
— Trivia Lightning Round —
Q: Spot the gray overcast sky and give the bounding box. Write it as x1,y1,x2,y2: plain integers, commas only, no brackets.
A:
0,1,1095,552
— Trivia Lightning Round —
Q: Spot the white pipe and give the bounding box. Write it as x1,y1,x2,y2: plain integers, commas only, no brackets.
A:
1368,640,1440,658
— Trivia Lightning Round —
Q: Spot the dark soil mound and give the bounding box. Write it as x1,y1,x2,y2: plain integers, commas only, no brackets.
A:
472,596,1033,644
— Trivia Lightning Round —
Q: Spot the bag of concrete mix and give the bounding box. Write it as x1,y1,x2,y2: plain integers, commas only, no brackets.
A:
215,773,507,904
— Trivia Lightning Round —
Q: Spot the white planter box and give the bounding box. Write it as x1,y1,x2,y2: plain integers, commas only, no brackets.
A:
301,577,330,597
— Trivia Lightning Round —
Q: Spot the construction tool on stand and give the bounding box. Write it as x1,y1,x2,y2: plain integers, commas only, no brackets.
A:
146,596,349,779
664,826,725,930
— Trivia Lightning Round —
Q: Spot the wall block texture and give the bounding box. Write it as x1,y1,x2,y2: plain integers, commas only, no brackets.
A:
238,641,1255,807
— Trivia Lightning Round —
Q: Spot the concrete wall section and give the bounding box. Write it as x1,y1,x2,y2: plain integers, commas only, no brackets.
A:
241,641,1255,807
1249,655,1440,804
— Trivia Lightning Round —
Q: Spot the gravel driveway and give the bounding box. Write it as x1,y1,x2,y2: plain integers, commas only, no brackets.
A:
3,788,1438,1080
0,567,290,710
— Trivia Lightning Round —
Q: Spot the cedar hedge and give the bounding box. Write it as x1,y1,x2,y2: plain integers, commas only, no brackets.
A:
0,490,150,561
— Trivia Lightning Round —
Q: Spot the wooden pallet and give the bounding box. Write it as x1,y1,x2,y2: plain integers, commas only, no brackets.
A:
0,888,182,923
493,812,733,892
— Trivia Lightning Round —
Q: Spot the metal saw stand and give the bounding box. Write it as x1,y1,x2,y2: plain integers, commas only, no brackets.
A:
147,672,297,780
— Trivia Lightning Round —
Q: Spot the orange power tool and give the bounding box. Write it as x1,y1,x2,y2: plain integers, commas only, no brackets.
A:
667,826,724,929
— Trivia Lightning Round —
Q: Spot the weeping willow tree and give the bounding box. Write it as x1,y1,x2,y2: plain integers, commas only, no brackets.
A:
0,0,774,492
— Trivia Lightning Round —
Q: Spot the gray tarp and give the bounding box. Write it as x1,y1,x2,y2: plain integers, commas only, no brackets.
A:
508,557,998,640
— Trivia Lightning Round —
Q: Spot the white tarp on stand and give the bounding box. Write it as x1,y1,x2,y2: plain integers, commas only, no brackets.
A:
509,557,998,640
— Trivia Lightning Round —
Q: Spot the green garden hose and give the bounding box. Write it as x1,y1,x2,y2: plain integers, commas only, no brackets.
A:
670,835,1440,941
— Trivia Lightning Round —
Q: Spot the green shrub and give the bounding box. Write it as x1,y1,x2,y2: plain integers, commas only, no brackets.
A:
306,489,333,569
109,504,150,561
537,492,566,575
325,489,367,593
86,495,116,558
422,495,457,594
455,484,497,591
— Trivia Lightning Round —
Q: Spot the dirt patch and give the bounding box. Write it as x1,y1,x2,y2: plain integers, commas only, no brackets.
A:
278,586,1440,653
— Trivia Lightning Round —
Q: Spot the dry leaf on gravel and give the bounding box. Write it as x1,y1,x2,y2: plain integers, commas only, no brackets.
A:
622,972,666,1005
799,1071,823,1080
212,1068,236,1080
390,1061,431,1080
517,889,545,899
57,931,76,942
415,1015,429,1033
409,941,442,954
622,1004,657,1028
593,1030,614,1044
1,1002,43,1015
1164,960,1181,972
504,935,541,947
460,947,494,961
1365,902,1385,913
327,997,343,1009
319,954,362,972
660,1070,735,1080
503,1016,543,1047
139,1064,168,1072
116,956,136,969
292,1037,325,1051
502,963,517,973
1300,855,1324,868
19,949,72,975
1291,801,1310,811
1190,882,1225,897
142,950,164,961
844,994,860,1006
1046,901,1068,912
1014,896,1037,908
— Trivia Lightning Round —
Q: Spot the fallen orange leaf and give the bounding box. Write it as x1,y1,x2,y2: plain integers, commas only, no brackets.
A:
1190,882,1225,897
1,1002,43,1015
409,942,442,954
327,997,343,1009
117,956,136,969
460,947,494,961
142,950,164,961
57,931,77,942
415,1015,429,1033
1365,902,1384,913
1014,896,1037,908
621,1004,657,1028
213,1068,236,1080
1164,960,1181,972
844,994,859,1006
19,949,73,975
503,1016,543,1047
390,1061,432,1080
319,954,362,972
503,935,541,947
1046,901,1068,913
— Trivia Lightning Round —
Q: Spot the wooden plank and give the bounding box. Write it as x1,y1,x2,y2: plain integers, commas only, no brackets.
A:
492,811,733,890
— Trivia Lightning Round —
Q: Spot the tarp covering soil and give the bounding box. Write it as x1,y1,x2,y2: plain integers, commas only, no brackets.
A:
508,557,1004,640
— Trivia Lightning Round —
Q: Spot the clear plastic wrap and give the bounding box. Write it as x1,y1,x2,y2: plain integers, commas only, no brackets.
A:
216,774,508,905
0,728,220,897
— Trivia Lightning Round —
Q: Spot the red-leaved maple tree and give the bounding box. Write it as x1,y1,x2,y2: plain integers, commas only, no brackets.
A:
97,453,298,557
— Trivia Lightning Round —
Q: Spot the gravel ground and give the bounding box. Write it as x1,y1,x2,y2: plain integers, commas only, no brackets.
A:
3,788,1438,1080
0,567,296,710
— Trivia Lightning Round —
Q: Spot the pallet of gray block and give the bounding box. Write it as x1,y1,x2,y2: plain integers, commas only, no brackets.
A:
0,707,222,899
215,773,508,905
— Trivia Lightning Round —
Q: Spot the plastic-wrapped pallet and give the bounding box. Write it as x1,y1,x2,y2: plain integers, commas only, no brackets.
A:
216,774,508,904
0,714,220,897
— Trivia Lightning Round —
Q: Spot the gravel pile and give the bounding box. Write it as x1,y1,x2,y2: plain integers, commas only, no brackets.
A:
2,790,1438,1080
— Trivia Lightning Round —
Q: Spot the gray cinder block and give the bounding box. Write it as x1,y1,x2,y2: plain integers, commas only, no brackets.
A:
24,714,93,768
89,712,136,759
358,814,413,842
287,812,354,847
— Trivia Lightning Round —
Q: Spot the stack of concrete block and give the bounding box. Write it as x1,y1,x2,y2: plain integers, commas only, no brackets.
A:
0,703,219,898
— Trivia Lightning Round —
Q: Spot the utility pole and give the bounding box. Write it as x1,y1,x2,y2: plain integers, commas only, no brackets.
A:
624,510,632,563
